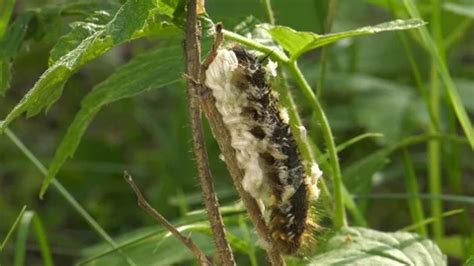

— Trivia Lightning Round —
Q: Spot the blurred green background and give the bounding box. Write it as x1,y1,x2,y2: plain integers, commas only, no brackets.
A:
0,0,473,265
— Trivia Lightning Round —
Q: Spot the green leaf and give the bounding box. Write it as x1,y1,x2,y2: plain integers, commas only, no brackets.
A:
310,227,446,265
443,3,474,18
437,235,464,259
325,72,429,140
49,7,118,65
0,0,158,132
155,0,182,18
354,89,413,144
0,0,16,38
1,1,120,95
0,13,34,95
465,255,474,266
40,42,182,196
29,1,122,43
268,19,426,60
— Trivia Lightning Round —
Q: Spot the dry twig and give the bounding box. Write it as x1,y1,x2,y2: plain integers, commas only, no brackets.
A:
123,172,210,265
183,0,236,265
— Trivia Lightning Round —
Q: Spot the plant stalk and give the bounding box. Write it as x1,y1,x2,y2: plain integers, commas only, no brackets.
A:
287,60,346,228
184,0,236,264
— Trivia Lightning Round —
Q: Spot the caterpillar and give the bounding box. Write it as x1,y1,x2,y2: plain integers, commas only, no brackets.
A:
204,45,322,254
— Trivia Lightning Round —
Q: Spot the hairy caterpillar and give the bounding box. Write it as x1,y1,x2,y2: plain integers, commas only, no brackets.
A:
204,45,322,254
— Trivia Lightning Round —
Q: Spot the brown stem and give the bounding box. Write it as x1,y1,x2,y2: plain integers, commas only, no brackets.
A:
123,172,211,265
184,0,236,265
198,26,286,266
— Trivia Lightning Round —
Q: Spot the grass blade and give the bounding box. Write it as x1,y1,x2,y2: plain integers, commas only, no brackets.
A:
400,209,463,233
402,0,474,148
402,149,427,236
8,210,53,266
319,133,384,162
0,205,27,251
427,0,444,241
342,186,367,227
353,193,474,205
443,3,474,18
238,215,258,266
32,215,54,266
312,141,368,226
4,128,136,266
14,211,34,266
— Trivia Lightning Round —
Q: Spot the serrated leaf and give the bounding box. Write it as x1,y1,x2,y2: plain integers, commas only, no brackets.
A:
310,227,446,265
0,0,158,132
268,19,426,60
1,1,119,95
49,9,117,65
40,43,182,196
30,0,122,42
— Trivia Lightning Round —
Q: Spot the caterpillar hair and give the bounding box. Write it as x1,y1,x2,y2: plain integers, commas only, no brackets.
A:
204,45,322,254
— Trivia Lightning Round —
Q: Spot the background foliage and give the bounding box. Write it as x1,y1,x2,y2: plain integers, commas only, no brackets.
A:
0,0,472,265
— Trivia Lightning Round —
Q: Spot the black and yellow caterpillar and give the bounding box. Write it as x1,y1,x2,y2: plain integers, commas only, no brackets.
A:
205,45,321,254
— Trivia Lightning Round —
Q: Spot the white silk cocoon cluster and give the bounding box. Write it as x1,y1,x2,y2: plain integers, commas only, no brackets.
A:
205,49,271,201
